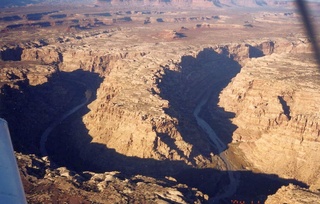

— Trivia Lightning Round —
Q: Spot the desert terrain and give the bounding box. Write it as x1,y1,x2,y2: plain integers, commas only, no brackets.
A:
1,0,320,203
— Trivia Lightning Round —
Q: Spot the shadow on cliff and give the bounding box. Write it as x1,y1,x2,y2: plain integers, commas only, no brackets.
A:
48,120,308,203
0,69,103,154
157,48,240,156
44,49,308,203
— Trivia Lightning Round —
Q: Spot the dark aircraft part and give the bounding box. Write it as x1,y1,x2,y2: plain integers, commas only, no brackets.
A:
296,0,320,69
0,119,27,203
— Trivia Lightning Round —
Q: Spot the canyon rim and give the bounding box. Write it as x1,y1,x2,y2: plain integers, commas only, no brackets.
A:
1,0,320,203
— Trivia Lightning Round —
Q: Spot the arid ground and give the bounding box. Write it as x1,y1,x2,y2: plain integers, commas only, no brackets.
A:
1,0,320,203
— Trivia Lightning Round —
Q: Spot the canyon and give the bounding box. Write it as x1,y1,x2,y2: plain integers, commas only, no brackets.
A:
1,0,320,203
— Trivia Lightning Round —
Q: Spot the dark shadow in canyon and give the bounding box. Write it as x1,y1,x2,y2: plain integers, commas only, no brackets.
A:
6,24,24,29
278,96,291,120
50,14,67,19
0,47,23,61
157,48,240,156
0,69,103,155
26,11,58,21
0,47,309,202
0,15,22,22
39,49,307,202
47,117,308,203
248,45,265,58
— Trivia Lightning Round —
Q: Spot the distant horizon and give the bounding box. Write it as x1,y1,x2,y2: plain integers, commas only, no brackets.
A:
0,0,319,9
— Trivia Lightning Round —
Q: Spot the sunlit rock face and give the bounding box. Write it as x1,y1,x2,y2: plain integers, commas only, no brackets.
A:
218,40,320,188
266,184,320,204
1,0,319,202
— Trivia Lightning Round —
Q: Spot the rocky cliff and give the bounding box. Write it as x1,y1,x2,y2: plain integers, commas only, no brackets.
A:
1,2,319,201
52,41,215,173
52,38,282,172
218,44,320,189
3,32,316,200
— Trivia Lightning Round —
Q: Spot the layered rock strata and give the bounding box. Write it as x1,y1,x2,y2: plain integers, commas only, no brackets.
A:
218,51,320,188
0,1,319,202
54,37,295,172
1,23,317,202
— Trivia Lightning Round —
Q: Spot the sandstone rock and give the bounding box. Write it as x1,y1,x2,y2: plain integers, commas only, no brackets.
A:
15,152,207,203
265,184,320,204
218,52,320,186
21,46,62,64
0,61,56,86
1,3,317,202
57,167,73,179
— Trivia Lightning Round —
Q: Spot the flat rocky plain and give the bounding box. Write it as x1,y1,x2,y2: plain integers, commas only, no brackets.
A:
1,0,320,203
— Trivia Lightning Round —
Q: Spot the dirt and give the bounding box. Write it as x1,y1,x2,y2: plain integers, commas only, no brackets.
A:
1,1,320,203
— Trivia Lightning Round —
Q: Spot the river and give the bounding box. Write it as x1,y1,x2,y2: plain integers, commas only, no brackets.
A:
39,78,237,202
193,88,239,203
40,90,92,157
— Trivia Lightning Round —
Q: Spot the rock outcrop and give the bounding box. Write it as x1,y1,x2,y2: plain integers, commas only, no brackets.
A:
218,50,320,187
265,184,320,204
16,153,208,203
1,2,318,201
56,39,279,172
56,42,213,173
21,46,62,64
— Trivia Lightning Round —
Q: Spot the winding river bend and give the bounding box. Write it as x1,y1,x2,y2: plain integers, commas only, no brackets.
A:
39,77,238,202
193,89,239,203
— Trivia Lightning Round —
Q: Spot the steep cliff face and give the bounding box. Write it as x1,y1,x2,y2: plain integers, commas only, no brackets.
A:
2,2,318,202
218,46,320,188
50,38,310,178
1,33,214,203
63,47,206,170
61,41,258,170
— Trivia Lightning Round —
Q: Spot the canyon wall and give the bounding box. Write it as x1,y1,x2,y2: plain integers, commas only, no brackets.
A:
2,29,318,201
218,43,320,188
47,36,313,176
12,34,313,175
58,44,212,171
1,2,319,202
56,40,260,171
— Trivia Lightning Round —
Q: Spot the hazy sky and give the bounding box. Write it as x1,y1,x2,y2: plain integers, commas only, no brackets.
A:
1,0,320,8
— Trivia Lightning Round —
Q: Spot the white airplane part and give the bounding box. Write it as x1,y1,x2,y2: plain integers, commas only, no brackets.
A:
0,118,27,204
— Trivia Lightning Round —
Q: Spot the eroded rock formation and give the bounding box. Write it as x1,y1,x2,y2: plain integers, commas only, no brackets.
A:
218,46,320,188
1,1,319,201
17,153,208,203
53,39,278,172
266,184,320,204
